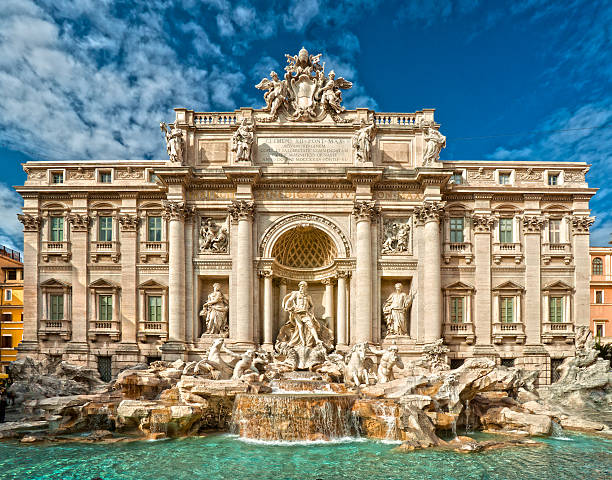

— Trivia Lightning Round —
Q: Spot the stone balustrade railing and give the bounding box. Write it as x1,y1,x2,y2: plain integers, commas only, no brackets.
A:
139,241,169,262
42,241,71,262
39,318,71,340
91,241,120,263
493,322,526,344
194,113,238,127
443,322,475,344
138,321,168,342
373,113,422,127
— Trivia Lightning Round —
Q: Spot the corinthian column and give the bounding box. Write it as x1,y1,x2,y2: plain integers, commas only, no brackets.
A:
352,201,379,343
163,201,190,351
472,213,495,347
571,215,595,328
415,202,445,342
260,270,273,348
229,200,255,345
523,216,545,344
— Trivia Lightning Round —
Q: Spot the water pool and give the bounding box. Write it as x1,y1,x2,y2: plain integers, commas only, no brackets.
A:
0,433,610,480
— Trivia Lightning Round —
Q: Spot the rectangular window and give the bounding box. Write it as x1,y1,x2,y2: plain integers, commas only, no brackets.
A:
549,219,561,244
499,218,513,243
148,216,162,242
2,314,11,323
7,270,16,281
50,294,64,321
451,173,463,185
1,336,12,349
500,358,515,368
595,324,604,337
450,297,464,323
148,295,162,322
500,296,514,323
595,290,604,304
99,172,112,183
549,296,563,323
99,295,113,321
50,216,64,242
449,217,464,243
98,216,113,242
4,289,12,302
548,174,559,186
499,173,511,185
51,172,64,184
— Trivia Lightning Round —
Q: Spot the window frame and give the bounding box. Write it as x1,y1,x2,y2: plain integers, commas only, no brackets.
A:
50,216,64,242
498,172,511,185
147,216,163,242
449,296,464,323
592,257,604,275
98,216,113,242
4,289,12,302
595,323,605,337
549,296,564,323
1,335,12,349
50,171,64,184
595,290,604,304
99,294,113,321
148,295,162,323
549,218,561,244
548,174,559,186
500,296,514,323
449,217,464,243
99,171,113,183
50,294,64,321
499,217,514,243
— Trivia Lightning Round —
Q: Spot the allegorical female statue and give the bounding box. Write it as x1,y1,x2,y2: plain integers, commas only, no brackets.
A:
200,283,229,336
275,281,333,351
353,120,376,163
382,283,414,336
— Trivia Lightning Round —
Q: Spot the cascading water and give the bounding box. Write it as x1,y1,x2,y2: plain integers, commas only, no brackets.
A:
231,393,359,441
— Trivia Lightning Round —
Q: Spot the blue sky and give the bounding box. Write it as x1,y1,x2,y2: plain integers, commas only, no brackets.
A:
0,0,610,251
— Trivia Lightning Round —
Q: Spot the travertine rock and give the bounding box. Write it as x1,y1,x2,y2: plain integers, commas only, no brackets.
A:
479,407,552,436
560,417,606,432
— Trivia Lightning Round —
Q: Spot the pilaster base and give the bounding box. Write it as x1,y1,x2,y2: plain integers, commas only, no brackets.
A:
225,341,256,353
64,342,90,364
114,343,141,369
160,341,186,361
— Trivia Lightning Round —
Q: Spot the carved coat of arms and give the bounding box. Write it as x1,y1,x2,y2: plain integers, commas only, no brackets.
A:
255,47,352,122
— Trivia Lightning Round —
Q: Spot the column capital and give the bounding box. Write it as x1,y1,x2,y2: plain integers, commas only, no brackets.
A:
119,214,141,232
228,200,255,221
336,270,352,279
258,269,273,278
352,200,379,222
321,277,336,286
522,215,545,233
67,213,91,231
471,213,496,233
414,201,445,224
18,214,42,232
569,215,595,234
162,200,192,221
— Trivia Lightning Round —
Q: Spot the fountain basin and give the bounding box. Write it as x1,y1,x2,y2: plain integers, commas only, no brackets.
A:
232,393,359,441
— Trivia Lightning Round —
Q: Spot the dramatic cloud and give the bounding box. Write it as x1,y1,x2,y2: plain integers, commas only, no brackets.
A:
0,183,24,251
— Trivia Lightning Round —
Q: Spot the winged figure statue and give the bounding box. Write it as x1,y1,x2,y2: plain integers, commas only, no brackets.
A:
255,71,287,118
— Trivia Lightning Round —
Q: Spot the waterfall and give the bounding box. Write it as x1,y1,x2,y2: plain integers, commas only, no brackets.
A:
231,393,359,442
551,421,571,441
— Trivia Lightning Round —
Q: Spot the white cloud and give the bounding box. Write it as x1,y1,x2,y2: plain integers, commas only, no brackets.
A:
0,183,24,251
284,0,320,32
487,146,533,160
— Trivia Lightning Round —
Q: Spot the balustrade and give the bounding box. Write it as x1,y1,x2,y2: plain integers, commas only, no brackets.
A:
194,113,238,126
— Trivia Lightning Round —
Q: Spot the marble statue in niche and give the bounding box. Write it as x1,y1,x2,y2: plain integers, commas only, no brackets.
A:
353,120,376,163
160,122,185,164
232,119,255,162
199,217,229,253
382,282,414,337
423,127,446,166
199,283,229,336
381,219,411,254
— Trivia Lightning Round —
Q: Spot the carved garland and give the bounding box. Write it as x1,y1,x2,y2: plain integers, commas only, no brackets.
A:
522,215,545,233
570,215,595,233
67,213,91,231
18,214,42,232
471,214,496,233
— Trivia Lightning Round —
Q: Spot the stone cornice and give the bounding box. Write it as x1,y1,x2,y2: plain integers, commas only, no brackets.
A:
223,166,261,185
352,200,380,221
228,200,255,221
346,168,383,185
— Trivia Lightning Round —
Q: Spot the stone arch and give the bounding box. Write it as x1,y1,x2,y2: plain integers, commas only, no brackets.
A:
260,213,351,259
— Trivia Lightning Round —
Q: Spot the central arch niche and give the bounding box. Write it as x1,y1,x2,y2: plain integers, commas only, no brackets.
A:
271,226,338,269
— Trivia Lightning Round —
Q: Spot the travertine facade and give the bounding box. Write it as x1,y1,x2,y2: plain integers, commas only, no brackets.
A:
15,50,596,385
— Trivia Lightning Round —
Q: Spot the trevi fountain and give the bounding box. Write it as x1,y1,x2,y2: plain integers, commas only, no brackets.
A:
2,49,611,479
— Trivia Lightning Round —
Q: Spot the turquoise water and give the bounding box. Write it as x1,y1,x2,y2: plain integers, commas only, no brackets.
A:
0,433,610,480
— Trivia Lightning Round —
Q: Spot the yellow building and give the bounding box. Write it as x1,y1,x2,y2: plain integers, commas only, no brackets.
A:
0,245,23,377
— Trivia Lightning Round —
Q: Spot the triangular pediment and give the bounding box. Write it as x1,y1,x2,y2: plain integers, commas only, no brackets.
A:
40,278,71,288
542,280,573,292
89,278,120,289
138,279,167,290
444,281,475,291
492,280,524,291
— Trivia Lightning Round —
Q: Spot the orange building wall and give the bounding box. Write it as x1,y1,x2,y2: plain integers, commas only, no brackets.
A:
590,247,612,341
0,251,24,375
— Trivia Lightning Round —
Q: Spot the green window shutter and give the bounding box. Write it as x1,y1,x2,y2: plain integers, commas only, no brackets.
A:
549,297,563,323
148,296,162,322
450,218,464,243
499,218,513,243
51,217,64,242
450,297,464,323
50,294,64,320
148,216,162,242
98,216,113,242
99,295,112,321
501,297,514,323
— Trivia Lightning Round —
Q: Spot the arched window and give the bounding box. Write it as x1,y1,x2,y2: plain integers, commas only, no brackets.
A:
592,257,603,276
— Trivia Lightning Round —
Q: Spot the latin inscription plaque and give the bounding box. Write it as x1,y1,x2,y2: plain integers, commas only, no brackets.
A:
257,137,352,164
